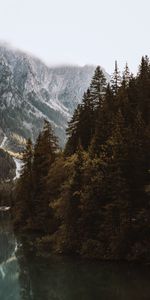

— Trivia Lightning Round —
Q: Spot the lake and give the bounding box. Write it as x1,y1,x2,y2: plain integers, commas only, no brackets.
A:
0,211,150,300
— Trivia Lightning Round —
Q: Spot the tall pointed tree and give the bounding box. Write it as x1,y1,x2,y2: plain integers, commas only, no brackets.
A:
65,67,107,156
14,138,33,228
32,120,58,232
137,56,150,124
111,61,121,95
89,84,114,156
90,66,107,109
122,63,130,88
65,104,82,155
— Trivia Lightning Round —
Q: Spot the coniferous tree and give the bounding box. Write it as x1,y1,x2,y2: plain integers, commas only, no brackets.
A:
111,61,122,95
56,147,84,253
32,120,58,232
65,104,81,156
90,66,107,109
14,138,33,228
65,67,107,155
89,84,114,156
137,56,150,124
77,89,95,150
125,112,150,209
138,55,150,80
122,63,130,88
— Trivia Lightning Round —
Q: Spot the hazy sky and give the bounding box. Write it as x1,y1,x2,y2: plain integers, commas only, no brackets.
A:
0,0,150,74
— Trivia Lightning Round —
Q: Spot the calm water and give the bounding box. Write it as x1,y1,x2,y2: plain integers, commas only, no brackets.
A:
0,212,150,300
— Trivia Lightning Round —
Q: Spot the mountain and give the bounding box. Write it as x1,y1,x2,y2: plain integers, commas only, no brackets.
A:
0,43,109,152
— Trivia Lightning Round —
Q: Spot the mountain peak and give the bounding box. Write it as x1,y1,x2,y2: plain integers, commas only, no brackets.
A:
0,44,109,152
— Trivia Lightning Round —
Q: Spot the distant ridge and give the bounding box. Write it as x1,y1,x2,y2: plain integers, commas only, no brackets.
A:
0,43,110,152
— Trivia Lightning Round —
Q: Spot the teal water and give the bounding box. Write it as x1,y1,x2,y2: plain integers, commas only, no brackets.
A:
0,212,150,300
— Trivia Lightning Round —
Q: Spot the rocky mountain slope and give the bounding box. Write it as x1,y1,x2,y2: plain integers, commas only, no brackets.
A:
0,44,109,151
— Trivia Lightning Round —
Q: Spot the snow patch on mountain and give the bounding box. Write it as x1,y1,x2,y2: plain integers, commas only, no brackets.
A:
0,43,110,151
13,158,23,179
0,135,8,148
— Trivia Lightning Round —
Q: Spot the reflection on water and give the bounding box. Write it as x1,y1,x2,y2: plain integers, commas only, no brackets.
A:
0,213,20,300
0,212,150,300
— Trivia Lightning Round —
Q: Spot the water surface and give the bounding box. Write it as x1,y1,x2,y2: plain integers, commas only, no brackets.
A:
0,212,150,300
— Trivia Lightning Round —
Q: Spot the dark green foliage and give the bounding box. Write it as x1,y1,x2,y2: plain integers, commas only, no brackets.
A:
0,149,16,180
90,66,107,108
61,148,84,253
64,104,81,155
14,120,58,232
111,61,122,95
32,120,58,232
14,138,33,228
89,84,114,156
65,67,107,155
13,58,150,261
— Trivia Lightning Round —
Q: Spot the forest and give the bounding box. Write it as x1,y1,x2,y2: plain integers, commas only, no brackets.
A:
13,56,150,261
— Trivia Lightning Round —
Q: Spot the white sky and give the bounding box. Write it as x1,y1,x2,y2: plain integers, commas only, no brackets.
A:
0,0,150,74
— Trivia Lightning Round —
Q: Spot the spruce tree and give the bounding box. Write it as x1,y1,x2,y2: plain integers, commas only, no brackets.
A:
32,120,58,232
60,147,84,253
101,110,130,238
89,84,114,156
78,89,95,150
137,56,150,124
65,67,107,155
65,104,81,156
14,138,33,228
122,63,130,88
111,61,121,95
90,66,107,109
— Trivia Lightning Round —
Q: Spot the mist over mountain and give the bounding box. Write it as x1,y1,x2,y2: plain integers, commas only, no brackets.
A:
0,44,109,151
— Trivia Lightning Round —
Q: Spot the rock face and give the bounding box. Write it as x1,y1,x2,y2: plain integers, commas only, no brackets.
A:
0,44,109,151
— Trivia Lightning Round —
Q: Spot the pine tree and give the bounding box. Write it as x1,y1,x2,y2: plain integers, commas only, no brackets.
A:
138,55,150,80
14,138,33,228
137,56,150,124
101,111,130,238
78,89,95,150
125,112,149,206
90,66,107,109
111,61,121,95
65,67,107,155
32,120,58,232
89,84,114,156
122,63,130,88
60,147,84,253
65,104,81,156
65,89,95,155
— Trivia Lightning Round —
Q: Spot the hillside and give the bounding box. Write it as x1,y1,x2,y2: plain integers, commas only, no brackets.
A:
0,44,109,151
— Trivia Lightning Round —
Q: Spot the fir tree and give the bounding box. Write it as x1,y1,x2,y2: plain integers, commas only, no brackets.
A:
32,120,58,232
90,66,107,109
111,61,121,95
65,67,107,155
122,63,130,88
89,84,114,156
14,138,33,228
65,104,81,156
137,56,150,124
58,147,84,253
77,89,95,150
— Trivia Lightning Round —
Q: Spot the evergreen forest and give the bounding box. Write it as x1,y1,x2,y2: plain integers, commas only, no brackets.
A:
13,57,150,261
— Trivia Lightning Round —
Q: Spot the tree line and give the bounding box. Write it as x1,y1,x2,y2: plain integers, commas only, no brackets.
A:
13,56,150,260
